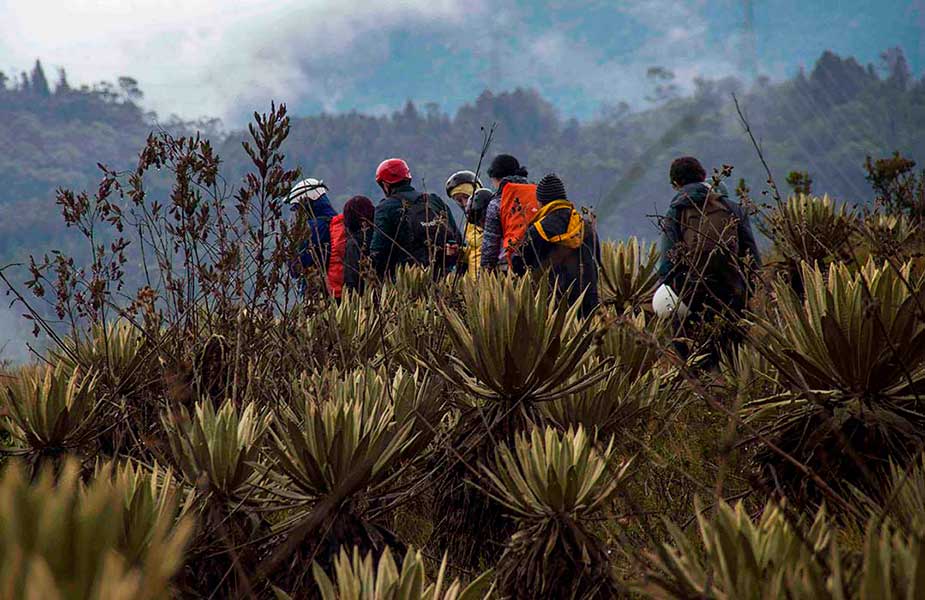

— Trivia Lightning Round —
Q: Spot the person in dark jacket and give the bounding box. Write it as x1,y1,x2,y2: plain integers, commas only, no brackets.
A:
288,177,339,290
480,154,532,272
370,158,462,278
658,156,762,364
522,173,601,318
342,195,375,294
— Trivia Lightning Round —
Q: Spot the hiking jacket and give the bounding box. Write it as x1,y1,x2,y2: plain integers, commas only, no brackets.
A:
658,182,761,311
522,200,601,318
480,176,530,270
458,222,483,280
343,227,373,294
291,194,339,278
370,183,461,277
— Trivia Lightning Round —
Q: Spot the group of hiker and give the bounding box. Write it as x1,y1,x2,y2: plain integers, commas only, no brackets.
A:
288,153,762,363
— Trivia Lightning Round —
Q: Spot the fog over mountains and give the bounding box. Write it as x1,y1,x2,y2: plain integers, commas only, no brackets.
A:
1,0,921,123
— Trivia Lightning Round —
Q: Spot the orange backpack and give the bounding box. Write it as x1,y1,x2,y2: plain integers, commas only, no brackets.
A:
499,183,539,261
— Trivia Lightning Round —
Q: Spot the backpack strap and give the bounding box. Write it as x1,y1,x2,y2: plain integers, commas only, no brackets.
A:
533,200,585,250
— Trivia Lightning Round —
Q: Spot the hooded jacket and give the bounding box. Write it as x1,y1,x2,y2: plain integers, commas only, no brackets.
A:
658,182,761,312
522,199,601,318
480,175,530,270
291,194,339,276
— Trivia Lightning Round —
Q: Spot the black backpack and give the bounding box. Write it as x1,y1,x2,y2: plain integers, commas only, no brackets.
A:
396,193,457,272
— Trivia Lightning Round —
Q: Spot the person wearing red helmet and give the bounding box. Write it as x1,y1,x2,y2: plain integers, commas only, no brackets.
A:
370,158,461,278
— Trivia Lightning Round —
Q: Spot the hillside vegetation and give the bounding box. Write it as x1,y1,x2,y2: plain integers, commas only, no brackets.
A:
2,49,924,266
1,99,925,597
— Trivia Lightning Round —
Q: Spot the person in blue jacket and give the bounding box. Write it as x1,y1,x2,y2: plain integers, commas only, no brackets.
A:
288,177,339,287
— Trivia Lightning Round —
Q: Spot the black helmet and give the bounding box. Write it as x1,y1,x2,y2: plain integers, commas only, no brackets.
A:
445,170,481,198
466,188,494,226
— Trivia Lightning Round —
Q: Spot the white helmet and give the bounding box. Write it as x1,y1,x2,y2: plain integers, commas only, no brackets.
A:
653,283,690,320
288,178,328,206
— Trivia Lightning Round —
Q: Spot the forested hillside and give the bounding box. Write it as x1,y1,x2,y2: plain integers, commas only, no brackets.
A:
2,50,923,268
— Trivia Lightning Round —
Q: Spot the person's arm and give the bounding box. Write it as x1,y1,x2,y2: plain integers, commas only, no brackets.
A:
480,196,503,270
457,224,471,275
657,206,683,286
370,200,396,277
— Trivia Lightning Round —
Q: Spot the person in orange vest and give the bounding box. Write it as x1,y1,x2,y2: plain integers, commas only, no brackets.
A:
479,154,538,273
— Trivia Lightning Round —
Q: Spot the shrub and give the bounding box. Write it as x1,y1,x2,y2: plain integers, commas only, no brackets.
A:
747,260,925,506
480,426,631,598
163,399,270,500
764,193,855,267
641,500,833,599
0,459,191,599
3,362,103,459
598,238,660,311
309,547,494,600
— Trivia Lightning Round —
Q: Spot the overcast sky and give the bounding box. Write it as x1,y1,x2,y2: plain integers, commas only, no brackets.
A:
0,0,922,124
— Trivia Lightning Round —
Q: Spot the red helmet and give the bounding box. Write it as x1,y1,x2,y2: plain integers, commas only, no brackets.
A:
375,158,412,185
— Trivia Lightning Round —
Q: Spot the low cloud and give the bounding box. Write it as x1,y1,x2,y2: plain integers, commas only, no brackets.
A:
510,0,757,110
0,0,476,123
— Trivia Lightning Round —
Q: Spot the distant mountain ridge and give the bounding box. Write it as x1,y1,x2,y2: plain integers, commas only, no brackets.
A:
1,49,923,269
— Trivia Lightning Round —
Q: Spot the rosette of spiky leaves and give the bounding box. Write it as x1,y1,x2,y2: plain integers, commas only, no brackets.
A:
53,320,150,397
302,291,384,370
3,361,104,456
480,426,631,598
383,293,453,372
598,308,662,381
765,193,855,266
391,264,437,302
289,366,442,463
437,274,603,409
599,237,660,311
746,260,925,504
641,500,833,599
306,547,494,600
860,213,920,262
719,342,782,407
543,362,660,441
96,460,194,565
163,399,270,500
851,519,925,600
851,454,925,536
267,370,418,515
0,458,192,600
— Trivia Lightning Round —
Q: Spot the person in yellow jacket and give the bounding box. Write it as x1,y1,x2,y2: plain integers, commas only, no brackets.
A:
445,170,490,280
457,188,493,279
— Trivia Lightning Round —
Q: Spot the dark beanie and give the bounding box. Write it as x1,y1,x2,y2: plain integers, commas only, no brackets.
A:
343,195,375,233
536,173,567,204
487,154,528,180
